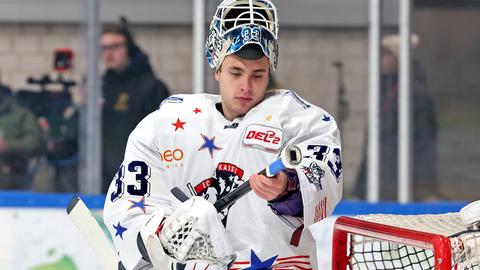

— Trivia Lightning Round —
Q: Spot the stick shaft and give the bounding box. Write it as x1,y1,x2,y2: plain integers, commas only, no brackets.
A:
67,196,118,270
213,168,269,212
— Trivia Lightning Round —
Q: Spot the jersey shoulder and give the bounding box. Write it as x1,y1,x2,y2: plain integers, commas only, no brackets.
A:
157,93,219,114
131,93,219,143
263,89,328,115
259,90,340,144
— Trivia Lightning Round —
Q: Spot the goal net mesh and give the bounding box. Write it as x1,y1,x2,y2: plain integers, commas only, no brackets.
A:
347,213,480,270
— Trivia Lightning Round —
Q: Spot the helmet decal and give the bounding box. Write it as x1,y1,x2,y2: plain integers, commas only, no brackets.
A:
205,0,279,70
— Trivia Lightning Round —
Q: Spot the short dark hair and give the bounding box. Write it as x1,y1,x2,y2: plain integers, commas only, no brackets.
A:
102,25,128,37
101,21,137,57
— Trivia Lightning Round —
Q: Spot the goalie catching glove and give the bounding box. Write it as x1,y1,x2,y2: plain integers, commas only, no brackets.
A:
141,196,235,269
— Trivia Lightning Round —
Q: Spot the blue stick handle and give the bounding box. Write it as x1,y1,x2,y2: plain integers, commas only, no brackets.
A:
266,158,286,177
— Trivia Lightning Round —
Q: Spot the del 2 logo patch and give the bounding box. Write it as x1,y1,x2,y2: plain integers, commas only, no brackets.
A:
242,124,283,152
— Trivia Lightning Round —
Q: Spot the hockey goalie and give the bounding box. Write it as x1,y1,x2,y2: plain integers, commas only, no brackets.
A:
103,0,343,269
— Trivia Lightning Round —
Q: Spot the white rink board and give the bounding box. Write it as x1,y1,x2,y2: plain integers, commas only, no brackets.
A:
0,207,338,270
0,208,105,270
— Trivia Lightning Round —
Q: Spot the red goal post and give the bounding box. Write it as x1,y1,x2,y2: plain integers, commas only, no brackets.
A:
331,213,480,270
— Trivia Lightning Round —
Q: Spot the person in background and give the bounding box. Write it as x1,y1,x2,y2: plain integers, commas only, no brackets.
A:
0,83,43,189
100,21,170,192
354,34,438,201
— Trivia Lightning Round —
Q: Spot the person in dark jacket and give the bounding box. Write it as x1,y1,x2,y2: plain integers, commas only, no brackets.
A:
0,84,43,189
101,25,170,192
354,43,438,201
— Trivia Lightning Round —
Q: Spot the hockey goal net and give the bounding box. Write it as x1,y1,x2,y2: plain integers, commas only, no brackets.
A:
332,213,480,270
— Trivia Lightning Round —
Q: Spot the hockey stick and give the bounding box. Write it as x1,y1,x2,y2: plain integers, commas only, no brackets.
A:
171,144,302,212
66,196,119,270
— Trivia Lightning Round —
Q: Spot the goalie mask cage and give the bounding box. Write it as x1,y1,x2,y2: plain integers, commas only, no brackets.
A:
332,213,480,270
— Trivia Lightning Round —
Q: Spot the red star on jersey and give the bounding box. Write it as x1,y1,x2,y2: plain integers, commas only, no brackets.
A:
172,118,186,131
193,108,202,114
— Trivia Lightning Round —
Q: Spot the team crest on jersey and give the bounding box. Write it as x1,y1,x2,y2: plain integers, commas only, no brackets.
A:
242,124,283,152
186,162,245,224
305,144,343,182
301,161,325,190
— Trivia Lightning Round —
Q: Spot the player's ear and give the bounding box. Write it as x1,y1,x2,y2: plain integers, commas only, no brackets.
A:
214,66,222,82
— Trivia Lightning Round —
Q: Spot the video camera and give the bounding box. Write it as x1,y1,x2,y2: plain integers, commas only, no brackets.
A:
18,48,77,117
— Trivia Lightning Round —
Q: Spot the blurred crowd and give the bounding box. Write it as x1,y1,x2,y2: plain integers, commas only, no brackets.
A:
0,20,170,193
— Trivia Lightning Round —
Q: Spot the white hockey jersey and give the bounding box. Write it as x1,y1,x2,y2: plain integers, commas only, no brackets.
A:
103,89,343,270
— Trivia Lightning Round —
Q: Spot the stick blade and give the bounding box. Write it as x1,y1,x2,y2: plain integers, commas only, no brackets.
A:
171,187,190,202
66,195,80,214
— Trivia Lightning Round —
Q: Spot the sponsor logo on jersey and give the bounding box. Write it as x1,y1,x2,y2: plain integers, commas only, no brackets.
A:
314,196,327,222
242,124,283,152
159,148,184,168
301,161,325,190
186,162,245,224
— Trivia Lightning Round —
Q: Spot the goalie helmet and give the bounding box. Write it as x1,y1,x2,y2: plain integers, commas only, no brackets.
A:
205,0,279,70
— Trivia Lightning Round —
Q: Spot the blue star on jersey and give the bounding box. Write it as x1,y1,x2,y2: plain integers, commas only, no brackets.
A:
198,134,222,158
242,250,278,270
128,196,150,213
322,114,331,122
113,222,128,240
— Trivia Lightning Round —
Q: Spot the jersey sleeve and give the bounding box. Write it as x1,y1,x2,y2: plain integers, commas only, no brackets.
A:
103,110,175,269
280,91,343,227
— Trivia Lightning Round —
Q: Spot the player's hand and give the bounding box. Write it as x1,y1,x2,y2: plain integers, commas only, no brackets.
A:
249,171,288,201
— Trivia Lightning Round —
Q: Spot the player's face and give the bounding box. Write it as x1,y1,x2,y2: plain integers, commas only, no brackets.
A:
100,33,129,72
215,54,270,121
381,50,398,75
